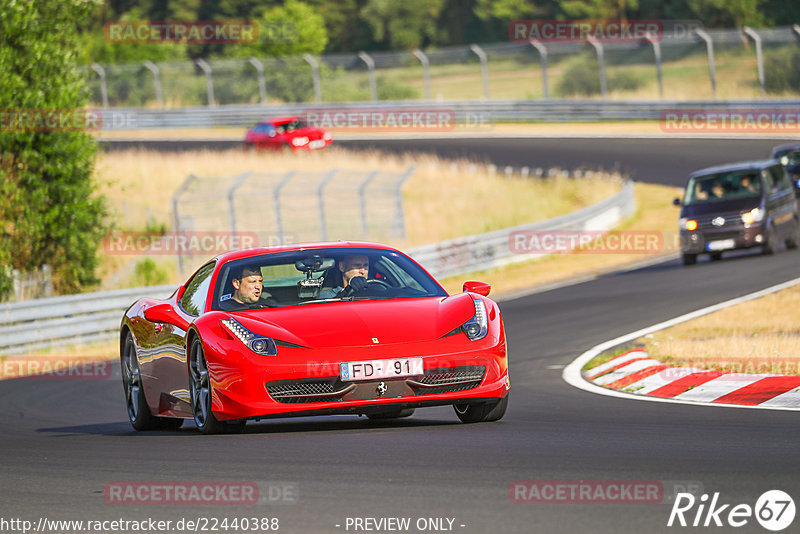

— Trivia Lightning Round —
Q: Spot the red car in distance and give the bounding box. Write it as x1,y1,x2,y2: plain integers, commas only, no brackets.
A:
244,116,332,151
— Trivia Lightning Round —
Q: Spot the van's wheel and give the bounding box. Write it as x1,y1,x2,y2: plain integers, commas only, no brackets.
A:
454,394,508,423
682,253,697,266
762,225,777,255
785,219,799,250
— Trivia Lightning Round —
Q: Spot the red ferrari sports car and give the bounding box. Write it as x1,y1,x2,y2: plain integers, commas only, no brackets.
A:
243,116,332,151
120,242,509,434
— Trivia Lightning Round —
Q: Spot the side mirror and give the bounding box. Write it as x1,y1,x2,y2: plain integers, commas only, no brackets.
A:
175,283,187,301
462,280,491,296
144,303,190,331
672,197,681,206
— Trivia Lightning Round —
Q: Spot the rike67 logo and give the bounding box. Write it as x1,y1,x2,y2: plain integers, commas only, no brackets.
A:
668,490,795,531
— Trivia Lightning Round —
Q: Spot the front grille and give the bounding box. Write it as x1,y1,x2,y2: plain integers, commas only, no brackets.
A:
267,365,487,403
266,379,353,404
407,366,485,395
696,211,745,230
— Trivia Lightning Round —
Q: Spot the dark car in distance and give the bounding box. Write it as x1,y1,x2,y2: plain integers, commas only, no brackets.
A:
771,144,800,198
675,160,799,265
244,116,332,151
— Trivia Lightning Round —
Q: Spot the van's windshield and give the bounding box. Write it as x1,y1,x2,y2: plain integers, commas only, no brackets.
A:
683,171,762,205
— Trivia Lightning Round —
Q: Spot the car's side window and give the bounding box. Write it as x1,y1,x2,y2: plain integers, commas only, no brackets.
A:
769,165,790,190
762,169,776,191
180,262,216,316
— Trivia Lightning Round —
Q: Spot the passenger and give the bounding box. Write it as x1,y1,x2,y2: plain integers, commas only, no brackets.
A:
739,174,759,194
710,180,726,199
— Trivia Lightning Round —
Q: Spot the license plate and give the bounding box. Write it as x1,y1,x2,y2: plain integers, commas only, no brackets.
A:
340,357,423,381
309,140,326,149
706,239,735,251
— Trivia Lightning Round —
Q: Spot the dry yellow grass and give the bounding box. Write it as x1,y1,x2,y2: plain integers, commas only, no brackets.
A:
438,182,682,296
93,147,622,288
640,284,800,375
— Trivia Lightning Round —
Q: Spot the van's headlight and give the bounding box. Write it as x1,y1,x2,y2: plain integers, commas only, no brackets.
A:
462,300,488,341
679,218,698,231
741,208,764,225
221,318,278,356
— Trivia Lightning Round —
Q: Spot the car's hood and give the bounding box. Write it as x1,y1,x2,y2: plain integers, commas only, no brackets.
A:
680,197,760,218
230,294,475,348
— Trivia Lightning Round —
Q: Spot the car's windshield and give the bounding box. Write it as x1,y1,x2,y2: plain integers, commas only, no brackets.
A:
779,150,800,166
212,248,447,311
683,171,762,205
275,119,306,133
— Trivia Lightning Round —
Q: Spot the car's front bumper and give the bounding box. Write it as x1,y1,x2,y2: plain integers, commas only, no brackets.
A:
680,223,766,255
206,336,509,421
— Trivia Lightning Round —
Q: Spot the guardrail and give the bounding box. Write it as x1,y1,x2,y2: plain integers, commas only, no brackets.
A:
0,180,634,355
97,99,800,130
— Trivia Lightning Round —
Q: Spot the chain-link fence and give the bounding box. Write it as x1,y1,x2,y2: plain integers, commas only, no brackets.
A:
171,167,414,271
82,26,800,107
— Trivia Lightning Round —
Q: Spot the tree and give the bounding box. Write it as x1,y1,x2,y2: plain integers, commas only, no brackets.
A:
360,0,445,50
0,0,108,297
233,0,328,57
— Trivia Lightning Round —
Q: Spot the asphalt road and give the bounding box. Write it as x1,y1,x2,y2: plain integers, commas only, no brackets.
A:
101,136,797,186
4,137,800,534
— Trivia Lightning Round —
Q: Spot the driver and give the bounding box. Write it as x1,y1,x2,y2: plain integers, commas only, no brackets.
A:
319,254,370,298
220,265,274,310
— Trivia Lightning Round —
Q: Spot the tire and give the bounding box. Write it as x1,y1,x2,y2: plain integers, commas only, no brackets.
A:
709,252,722,261
454,394,508,423
366,408,415,421
681,253,697,266
122,332,183,431
785,219,799,250
189,337,245,434
762,225,777,255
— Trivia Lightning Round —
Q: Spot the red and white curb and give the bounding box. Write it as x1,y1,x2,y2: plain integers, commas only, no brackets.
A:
563,276,800,411
583,348,800,407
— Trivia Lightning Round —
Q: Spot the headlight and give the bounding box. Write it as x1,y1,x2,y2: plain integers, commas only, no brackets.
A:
291,136,309,146
220,318,278,356
741,208,764,225
462,300,488,341
679,218,698,231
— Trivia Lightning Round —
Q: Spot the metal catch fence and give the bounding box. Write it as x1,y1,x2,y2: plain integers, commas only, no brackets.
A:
171,167,414,270
82,26,800,107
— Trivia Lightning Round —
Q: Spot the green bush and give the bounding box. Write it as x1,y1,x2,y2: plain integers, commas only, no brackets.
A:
556,56,646,97
0,1,109,296
133,258,168,286
765,47,800,94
